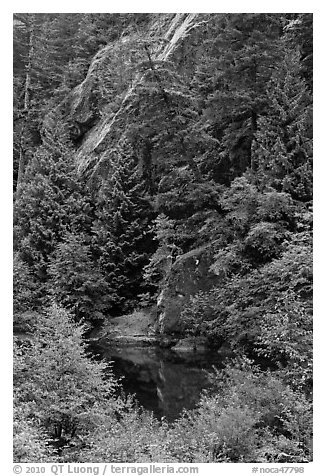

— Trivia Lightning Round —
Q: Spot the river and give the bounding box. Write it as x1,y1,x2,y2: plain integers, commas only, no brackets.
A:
90,342,228,421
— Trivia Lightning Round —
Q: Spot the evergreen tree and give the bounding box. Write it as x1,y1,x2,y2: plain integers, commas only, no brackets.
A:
92,143,154,314
48,233,109,322
13,119,95,287
285,14,313,92
252,51,313,201
143,214,181,291
192,14,285,181
13,252,40,332
13,13,41,194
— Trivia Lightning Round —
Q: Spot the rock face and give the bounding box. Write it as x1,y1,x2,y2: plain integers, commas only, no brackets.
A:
158,244,220,334
88,308,159,345
72,14,200,175
171,336,208,353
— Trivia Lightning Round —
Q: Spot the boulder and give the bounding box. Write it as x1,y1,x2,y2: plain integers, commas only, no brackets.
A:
171,336,208,353
158,244,220,333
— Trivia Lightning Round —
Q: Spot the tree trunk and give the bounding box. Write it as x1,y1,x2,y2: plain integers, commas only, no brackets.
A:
142,139,154,195
16,15,35,199
250,109,258,172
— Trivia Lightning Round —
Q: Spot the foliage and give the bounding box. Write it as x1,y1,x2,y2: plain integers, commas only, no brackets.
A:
48,233,109,322
252,51,312,201
165,360,312,462
65,400,174,463
14,304,119,448
13,13,312,463
143,214,181,289
190,14,285,181
204,179,297,279
181,229,312,388
13,120,95,287
92,144,154,314
13,252,41,332
13,398,58,463
284,14,313,91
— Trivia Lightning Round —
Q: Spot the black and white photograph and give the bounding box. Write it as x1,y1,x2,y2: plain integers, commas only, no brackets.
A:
12,6,314,470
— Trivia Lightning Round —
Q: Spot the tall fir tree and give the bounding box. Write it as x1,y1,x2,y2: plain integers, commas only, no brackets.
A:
92,143,154,314
48,233,109,322
252,50,313,202
13,117,95,288
192,13,285,182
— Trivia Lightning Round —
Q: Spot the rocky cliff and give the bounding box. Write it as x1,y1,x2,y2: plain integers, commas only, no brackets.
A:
73,13,201,175
43,14,204,175
158,244,220,334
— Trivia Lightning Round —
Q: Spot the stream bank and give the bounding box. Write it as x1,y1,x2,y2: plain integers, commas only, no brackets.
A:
87,308,233,421
87,307,217,353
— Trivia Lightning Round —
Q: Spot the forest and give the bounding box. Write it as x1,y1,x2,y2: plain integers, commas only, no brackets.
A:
13,13,313,463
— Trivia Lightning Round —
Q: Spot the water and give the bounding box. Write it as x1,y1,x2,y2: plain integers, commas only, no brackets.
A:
91,342,227,421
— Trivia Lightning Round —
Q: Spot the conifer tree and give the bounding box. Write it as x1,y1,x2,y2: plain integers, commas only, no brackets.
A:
13,118,95,287
192,14,285,181
285,14,313,92
48,233,109,322
92,143,154,314
143,213,181,291
14,13,40,195
252,51,313,201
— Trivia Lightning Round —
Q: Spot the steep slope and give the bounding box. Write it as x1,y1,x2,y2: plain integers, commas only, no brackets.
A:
65,13,203,175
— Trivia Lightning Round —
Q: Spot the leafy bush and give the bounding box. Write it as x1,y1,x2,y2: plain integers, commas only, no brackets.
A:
243,222,286,263
13,399,57,463
181,232,312,369
67,400,174,463
165,360,312,462
14,304,120,448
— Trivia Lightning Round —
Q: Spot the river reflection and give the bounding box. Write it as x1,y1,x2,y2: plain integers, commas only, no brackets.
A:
91,343,226,421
